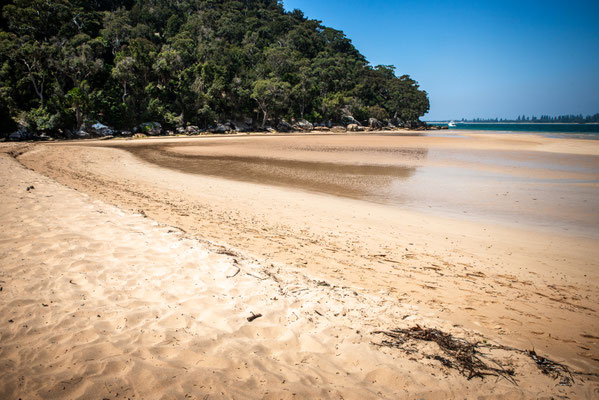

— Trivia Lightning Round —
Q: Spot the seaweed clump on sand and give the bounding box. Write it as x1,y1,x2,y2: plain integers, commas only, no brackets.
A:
527,350,574,386
373,325,517,383
373,325,597,387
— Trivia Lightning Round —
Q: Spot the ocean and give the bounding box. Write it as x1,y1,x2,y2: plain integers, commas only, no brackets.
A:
427,122,599,139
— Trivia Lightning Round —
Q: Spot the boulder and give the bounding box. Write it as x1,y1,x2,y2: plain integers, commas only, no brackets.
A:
330,126,346,132
368,118,382,129
265,126,276,133
90,122,115,137
292,119,314,131
313,126,330,132
277,120,294,132
132,133,147,139
210,123,229,133
120,130,133,137
75,130,91,139
8,128,37,141
232,120,251,132
346,123,363,132
185,125,201,135
342,115,361,126
138,122,163,136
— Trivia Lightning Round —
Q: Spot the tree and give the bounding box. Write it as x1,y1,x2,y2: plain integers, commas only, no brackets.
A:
252,77,291,127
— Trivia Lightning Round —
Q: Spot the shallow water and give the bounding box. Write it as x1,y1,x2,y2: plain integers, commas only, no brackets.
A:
116,135,599,237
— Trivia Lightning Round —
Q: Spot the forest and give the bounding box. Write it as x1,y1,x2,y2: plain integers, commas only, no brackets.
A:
0,0,430,138
460,114,599,123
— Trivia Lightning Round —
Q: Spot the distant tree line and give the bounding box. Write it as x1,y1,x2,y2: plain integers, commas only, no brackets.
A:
0,0,430,137
460,113,599,123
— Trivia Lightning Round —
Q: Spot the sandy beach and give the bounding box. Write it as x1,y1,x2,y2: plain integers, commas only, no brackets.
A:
1,132,599,399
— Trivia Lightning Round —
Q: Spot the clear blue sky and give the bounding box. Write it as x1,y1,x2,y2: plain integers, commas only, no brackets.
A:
282,0,599,120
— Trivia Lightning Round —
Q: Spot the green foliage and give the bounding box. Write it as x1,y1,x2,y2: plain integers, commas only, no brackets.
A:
24,106,58,132
0,0,429,134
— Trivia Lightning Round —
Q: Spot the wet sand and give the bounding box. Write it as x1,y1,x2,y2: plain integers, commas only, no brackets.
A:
118,134,599,236
2,132,599,398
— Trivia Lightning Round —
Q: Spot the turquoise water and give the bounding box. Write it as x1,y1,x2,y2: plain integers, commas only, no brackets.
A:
427,122,599,139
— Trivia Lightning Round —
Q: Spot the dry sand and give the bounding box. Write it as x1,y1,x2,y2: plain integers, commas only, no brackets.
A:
1,132,599,399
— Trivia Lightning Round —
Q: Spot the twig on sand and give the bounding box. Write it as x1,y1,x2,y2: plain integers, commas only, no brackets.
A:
226,266,240,279
246,272,268,280
216,248,237,257
247,313,262,322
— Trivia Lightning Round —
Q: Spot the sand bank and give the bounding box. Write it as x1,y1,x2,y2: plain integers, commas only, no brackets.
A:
2,133,599,398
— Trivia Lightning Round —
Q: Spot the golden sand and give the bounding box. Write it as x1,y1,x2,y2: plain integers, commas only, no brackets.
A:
1,132,598,398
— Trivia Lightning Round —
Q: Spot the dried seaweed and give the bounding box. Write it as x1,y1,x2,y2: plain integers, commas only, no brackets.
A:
528,350,574,386
373,325,516,384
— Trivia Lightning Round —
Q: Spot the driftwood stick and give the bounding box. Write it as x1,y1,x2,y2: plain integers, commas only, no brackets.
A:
226,266,241,279
247,313,262,322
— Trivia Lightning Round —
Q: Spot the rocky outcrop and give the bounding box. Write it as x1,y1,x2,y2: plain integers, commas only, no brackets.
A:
368,118,382,130
342,115,361,126
89,122,115,137
137,122,163,136
232,120,251,132
210,123,230,134
346,123,363,132
75,130,91,139
292,119,314,131
8,128,38,141
277,120,294,132
185,125,202,135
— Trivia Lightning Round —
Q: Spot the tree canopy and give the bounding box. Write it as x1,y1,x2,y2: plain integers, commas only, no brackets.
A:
0,0,430,136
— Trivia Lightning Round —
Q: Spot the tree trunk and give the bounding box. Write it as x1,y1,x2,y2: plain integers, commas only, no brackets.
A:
75,106,82,129
122,82,128,103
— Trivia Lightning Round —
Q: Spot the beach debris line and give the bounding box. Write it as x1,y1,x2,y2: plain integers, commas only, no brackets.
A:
373,325,516,383
247,312,262,322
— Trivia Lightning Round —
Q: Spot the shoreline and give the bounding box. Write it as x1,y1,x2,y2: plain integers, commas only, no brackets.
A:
2,134,599,398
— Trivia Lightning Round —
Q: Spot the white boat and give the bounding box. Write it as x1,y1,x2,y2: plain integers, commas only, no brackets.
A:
448,121,456,127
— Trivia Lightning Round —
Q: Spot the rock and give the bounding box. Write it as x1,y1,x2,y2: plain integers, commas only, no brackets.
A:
185,125,201,135
75,130,91,139
232,120,251,132
98,135,114,140
346,123,363,132
277,120,294,132
292,119,313,131
132,133,147,139
90,122,115,137
368,118,382,129
331,126,346,132
120,130,133,137
265,126,276,133
342,115,361,126
313,126,330,132
38,133,52,141
8,128,37,141
210,123,229,134
176,127,186,134
138,122,163,136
